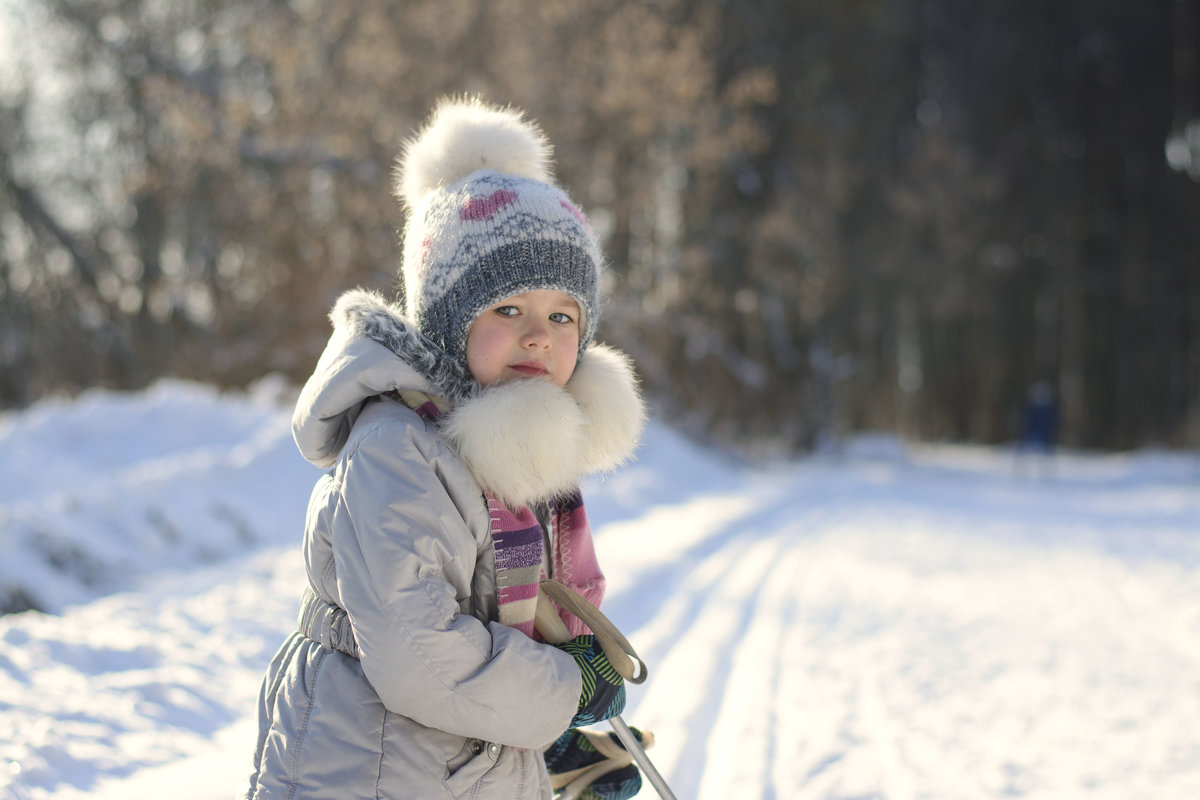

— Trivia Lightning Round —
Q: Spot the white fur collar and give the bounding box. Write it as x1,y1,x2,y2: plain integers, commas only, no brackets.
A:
321,289,646,508
441,345,645,507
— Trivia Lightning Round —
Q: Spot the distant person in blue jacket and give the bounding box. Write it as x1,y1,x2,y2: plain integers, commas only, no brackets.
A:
1015,381,1058,476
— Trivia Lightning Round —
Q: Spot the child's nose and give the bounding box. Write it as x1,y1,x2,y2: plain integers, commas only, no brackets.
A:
521,319,552,348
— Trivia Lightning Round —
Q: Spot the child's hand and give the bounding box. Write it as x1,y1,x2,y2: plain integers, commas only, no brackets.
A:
553,634,626,727
544,727,647,800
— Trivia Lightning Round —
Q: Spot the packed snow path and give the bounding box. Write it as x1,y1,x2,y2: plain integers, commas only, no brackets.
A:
1,382,1198,798
594,439,1200,799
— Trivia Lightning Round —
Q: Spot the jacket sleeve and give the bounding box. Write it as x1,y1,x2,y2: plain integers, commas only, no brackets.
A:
328,413,581,748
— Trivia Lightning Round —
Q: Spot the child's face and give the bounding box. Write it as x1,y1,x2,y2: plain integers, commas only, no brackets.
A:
466,290,581,388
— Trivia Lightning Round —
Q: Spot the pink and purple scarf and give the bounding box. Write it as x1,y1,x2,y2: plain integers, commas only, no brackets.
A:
487,490,605,639
408,394,605,639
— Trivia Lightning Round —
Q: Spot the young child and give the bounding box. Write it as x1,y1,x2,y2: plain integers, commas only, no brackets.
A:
245,98,647,799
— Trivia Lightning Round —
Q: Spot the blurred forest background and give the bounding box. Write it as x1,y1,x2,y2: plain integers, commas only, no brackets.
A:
1,0,1197,455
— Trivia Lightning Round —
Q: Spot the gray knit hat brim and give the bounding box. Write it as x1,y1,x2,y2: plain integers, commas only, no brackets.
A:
424,238,599,362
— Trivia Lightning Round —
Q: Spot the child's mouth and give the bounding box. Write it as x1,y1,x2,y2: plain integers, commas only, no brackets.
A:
510,361,548,377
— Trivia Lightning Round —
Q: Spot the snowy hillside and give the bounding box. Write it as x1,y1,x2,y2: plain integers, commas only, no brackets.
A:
1,381,1199,799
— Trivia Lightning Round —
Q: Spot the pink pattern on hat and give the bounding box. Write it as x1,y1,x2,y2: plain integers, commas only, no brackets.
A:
559,199,591,233
461,189,519,221
415,237,433,277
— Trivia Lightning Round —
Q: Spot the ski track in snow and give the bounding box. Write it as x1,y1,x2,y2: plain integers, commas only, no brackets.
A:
1,385,1199,798
597,440,1200,799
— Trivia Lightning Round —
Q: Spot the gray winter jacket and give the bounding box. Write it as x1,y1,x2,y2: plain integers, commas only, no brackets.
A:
246,290,644,800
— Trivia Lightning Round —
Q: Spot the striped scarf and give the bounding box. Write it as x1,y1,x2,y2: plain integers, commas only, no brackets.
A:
488,490,604,639
403,391,606,640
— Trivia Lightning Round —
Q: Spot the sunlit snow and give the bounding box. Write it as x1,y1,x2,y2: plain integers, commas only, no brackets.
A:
1,381,1198,799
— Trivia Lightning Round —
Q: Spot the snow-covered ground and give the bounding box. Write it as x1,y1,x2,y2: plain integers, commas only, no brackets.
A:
2,380,1199,799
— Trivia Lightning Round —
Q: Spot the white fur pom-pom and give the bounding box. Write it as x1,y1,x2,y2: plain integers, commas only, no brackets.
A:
396,97,554,208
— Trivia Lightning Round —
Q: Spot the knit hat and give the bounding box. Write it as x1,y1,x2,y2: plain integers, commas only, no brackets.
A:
395,97,602,365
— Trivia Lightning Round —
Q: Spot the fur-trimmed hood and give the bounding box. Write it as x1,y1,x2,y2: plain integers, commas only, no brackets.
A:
292,289,645,507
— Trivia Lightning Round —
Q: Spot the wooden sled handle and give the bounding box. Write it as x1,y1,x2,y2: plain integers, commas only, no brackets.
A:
534,580,647,684
536,582,678,799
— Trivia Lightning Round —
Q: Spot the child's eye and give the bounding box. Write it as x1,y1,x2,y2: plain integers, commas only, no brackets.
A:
549,312,574,324
495,305,519,317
